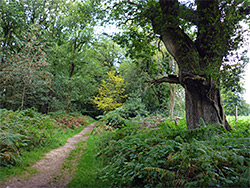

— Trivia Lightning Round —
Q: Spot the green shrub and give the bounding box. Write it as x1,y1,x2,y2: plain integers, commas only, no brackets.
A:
96,120,250,187
0,132,24,166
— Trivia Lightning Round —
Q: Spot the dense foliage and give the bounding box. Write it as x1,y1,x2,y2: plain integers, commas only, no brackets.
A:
96,119,250,187
1,0,249,118
0,0,114,115
118,55,185,116
0,27,52,111
1,0,250,187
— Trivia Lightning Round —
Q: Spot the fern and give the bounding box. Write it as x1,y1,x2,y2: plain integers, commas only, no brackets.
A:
0,132,23,166
96,118,250,187
0,132,23,150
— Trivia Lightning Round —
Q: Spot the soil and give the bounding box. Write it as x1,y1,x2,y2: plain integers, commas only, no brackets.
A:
1,123,95,188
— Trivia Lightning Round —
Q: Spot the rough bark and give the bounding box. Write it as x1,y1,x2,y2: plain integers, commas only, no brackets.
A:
184,77,219,129
184,77,231,130
152,74,232,130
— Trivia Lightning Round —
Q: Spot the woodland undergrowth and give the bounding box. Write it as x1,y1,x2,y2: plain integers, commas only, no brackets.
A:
94,118,250,187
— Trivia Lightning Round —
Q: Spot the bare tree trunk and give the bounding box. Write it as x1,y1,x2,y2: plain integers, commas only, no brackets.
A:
235,106,238,123
65,39,81,114
169,60,178,119
169,85,176,119
21,86,26,111
66,87,72,114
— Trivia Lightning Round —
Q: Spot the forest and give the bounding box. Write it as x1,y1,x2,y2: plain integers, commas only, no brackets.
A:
0,0,250,187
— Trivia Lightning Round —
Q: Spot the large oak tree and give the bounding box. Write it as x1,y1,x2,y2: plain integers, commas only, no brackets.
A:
102,0,250,130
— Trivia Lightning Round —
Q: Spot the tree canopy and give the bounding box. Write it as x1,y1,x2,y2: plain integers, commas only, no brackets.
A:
1,0,249,126
100,0,250,130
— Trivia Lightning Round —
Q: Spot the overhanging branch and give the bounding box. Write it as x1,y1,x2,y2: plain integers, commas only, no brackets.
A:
151,75,180,84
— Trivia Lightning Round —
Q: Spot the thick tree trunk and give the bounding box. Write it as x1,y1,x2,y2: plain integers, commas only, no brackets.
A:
183,78,231,130
185,86,219,129
148,0,233,131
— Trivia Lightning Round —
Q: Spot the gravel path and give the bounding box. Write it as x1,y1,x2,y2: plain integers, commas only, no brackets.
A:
2,123,95,188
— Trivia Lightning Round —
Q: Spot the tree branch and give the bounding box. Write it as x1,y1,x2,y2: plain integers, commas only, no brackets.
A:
179,5,198,25
149,0,201,75
151,75,180,84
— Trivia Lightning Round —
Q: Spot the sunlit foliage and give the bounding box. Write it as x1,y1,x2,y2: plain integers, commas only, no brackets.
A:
92,71,128,112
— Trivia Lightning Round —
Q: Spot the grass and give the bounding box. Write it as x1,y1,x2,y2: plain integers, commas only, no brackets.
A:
67,134,107,188
227,115,250,125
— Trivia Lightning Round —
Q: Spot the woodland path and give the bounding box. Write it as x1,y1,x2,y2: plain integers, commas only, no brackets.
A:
2,123,95,188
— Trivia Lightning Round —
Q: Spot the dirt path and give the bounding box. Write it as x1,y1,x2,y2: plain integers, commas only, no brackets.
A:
2,123,95,188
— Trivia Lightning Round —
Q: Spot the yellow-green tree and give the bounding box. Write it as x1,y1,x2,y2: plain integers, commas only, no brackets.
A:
92,71,128,112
